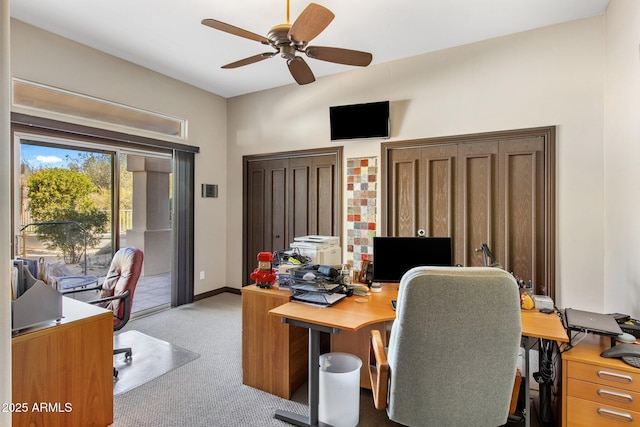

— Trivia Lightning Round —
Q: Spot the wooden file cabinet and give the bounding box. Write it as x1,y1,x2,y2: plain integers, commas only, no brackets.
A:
241,285,308,399
563,335,640,426
12,297,113,427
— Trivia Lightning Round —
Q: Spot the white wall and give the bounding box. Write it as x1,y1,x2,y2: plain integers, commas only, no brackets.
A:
1,0,12,424
604,0,640,317
228,16,610,312
10,19,229,296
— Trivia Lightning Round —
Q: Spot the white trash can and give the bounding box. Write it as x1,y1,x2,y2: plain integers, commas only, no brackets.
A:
318,352,362,427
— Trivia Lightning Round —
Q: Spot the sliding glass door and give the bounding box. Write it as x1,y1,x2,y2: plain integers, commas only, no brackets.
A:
15,138,172,314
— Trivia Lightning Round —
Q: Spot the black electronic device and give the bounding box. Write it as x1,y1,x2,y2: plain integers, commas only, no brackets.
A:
619,318,640,339
330,101,390,141
391,299,397,311
612,312,631,323
372,236,453,283
601,343,640,368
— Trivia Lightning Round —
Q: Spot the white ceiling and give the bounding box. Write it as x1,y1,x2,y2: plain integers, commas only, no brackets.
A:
11,0,610,99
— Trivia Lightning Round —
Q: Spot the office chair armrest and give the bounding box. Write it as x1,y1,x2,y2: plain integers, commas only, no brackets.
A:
61,283,102,295
369,329,389,410
86,290,129,305
87,290,131,331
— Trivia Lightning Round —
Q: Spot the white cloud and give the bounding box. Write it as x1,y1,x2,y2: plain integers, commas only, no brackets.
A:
36,155,62,164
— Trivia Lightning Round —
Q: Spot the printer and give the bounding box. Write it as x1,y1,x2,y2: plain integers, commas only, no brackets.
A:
290,235,341,266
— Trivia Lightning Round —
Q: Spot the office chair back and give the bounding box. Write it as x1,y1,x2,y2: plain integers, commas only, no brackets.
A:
99,247,144,331
382,266,521,426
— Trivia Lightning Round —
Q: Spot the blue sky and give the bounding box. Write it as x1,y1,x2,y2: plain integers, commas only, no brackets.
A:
21,144,81,169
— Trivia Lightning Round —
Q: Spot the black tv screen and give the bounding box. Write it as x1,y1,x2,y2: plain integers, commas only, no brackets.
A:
372,236,453,283
330,101,390,140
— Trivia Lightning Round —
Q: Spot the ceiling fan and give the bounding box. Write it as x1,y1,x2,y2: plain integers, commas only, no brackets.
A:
201,1,373,85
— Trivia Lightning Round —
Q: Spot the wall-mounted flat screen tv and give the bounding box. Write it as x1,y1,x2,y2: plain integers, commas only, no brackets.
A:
330,101,390,141
372,236,453,283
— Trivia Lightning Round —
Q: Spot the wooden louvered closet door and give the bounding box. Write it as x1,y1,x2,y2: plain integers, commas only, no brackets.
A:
383,127,555,299
244,148,342,286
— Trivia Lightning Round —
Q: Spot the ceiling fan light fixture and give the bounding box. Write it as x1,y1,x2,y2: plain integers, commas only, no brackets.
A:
280,45,296,61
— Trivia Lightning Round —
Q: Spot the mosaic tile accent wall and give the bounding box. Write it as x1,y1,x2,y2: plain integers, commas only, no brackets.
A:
346,157,377,271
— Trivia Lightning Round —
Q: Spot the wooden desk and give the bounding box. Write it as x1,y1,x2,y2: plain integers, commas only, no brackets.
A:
562,335,640,427
241,285,309,399
520,309,570,427
270,283,397,389
269,284,569,427
12,297,113,427
268,283,397,427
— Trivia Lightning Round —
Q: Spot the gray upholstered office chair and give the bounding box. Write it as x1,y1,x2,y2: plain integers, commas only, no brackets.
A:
369,266,522,426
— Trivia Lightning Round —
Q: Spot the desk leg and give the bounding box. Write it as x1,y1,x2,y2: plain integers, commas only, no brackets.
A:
275,321,334,427
523,335,531,427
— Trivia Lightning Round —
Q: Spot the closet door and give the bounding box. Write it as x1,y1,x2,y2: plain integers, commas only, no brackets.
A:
246,159,288,276
310,154,339,236
289,154,339,239
383,127,555,298
387,145,457,240
387,147,421,236
421,145,457,240
457,141,499,266
498,136,546,290
244,149,342,285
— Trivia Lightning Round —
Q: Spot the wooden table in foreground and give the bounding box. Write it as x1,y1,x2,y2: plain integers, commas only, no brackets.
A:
241,283,395,399
12,297,113,427
269,285,569,427
268,283,398,427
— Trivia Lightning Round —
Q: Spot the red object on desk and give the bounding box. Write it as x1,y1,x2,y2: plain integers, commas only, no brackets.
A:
250,251,277,288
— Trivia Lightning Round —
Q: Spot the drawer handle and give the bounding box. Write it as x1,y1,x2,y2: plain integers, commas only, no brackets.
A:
597,370,634,384
597,408,634,423
598,389,634,403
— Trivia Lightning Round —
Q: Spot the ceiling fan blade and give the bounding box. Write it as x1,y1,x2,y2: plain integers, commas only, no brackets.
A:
222,52,276,69
287,57,315,85
202,19,269,44
288,3,335,45
305,46,373,67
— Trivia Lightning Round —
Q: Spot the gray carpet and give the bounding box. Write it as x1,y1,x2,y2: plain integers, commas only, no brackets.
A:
111,293,540,427
113,330,200,396
112,293,399,427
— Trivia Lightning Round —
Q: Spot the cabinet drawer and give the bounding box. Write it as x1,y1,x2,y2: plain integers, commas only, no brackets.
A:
567,396,640,426
568,378,640,412
568,361,640,392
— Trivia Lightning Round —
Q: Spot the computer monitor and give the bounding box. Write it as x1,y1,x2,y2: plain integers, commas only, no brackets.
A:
372,236,453,283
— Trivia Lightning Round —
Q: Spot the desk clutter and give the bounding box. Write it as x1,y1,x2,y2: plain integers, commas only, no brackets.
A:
512,274,555,311
271,235,342,286
287,265,351,306
252,235,369,306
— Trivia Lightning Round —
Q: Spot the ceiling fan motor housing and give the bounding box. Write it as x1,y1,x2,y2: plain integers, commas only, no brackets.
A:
267,24,299,60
